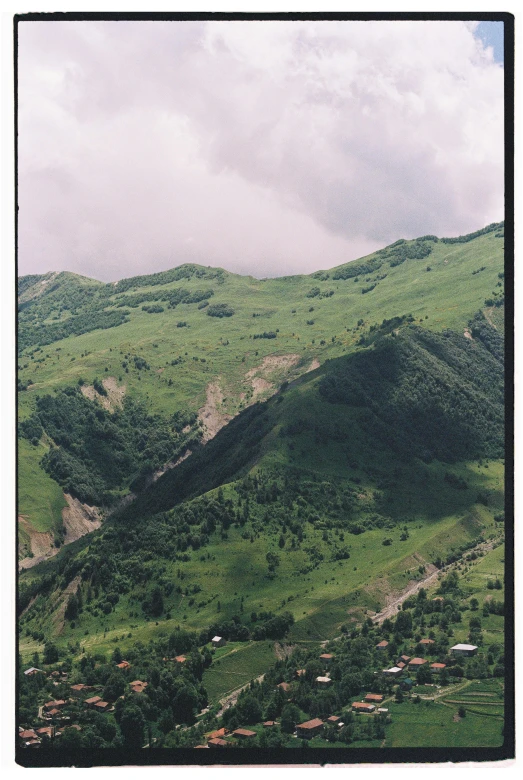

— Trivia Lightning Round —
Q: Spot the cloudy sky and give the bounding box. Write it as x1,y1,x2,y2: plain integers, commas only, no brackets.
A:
17,18,505,281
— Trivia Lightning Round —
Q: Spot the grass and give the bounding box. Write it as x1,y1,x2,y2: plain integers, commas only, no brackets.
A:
383,698,503,747
18,438,67,537
202,641,277,702
17,228,504,543
19,462,503,664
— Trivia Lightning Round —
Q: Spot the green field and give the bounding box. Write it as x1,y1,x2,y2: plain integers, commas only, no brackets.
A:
383,697,503,748
202,641,278,702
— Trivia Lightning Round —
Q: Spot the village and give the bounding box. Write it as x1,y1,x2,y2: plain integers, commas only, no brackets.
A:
19,627,481,750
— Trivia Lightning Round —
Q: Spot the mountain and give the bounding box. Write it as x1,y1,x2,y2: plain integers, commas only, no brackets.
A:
16,222,507,750
18,218,504,615
17,222,504,558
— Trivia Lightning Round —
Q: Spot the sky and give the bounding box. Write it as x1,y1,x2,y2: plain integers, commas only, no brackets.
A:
16,18,505,282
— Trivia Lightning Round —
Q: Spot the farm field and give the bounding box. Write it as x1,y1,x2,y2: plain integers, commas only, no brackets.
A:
202,641,277,702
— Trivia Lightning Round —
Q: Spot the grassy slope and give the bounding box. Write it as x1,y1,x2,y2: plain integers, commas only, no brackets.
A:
17,230,503,538
18,438,67,548
18,459,503,664
17,227,505,659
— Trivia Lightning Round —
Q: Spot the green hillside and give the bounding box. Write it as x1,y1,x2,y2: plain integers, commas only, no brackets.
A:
17,222,507,752
17,223,504,549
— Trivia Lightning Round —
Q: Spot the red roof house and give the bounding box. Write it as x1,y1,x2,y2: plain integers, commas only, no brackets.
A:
296,718,323,739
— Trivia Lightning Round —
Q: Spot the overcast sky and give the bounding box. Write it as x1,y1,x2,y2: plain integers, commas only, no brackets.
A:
17,19,504,281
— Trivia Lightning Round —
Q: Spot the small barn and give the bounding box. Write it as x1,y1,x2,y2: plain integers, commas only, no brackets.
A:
450,644,478,657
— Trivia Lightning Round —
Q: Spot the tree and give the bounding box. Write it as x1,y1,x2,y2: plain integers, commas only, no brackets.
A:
172,681,199,723
43,641,59,665
280,703,301,733
236,694,263,725
416,664,433,685
103,672,126,702
470,598,479,611
60,727,83,750
112,646,123,665
119,704,145,748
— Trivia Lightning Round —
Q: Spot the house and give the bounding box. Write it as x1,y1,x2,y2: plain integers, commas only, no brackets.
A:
397,662,406,670
175,656,186,664
397,655,410,664
211,636,226,648
296,718,324,739
408,658,428,669
326,715,341,725
116,660,130,670
85,696,102,709
207,728,228,740
365,693,384,703
19,729,38,741
94,701,110,712
420,638,435,647
233,728,256,739
352,702,375,713
295,669,306,678
320,653,334,664
400,678,414,691
130,680,148,694
44,700,66,711
24,667,43,677
36,727,55,739
277,682,291,693
195,744,209,749
377,708,389,714
263,721,277,728
376,641,389,651
208,738,228,748
316,676,332,688
450,644,478,657
70,684,89,693
430,663,446,673
382,667,403,678
47,708,61,718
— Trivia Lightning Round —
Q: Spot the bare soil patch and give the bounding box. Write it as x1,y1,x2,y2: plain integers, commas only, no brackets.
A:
62,493,101,544
251,377,274,399
18,516,55,570
246,354,300,379
80,377,126,412
198,381,233,443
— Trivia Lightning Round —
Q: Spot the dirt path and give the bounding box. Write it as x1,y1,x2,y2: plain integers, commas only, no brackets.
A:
371,538,498,625
216,674,265,718
370,565,440,624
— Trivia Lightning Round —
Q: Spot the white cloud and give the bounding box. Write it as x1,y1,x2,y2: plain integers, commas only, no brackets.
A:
17,19,504,280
